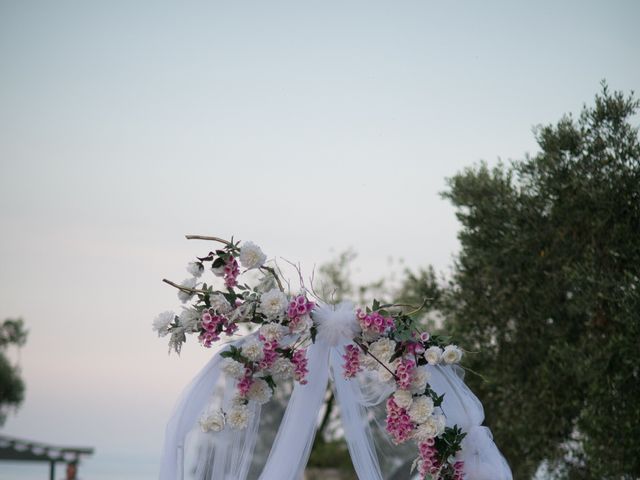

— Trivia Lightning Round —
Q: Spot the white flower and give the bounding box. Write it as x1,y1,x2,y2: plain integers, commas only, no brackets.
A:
410,365,430,394
247,378,272,404
442,345,463,364
199,407,225,432
241,338,264,362
363,337,396,368
259,289,289,320
259,322,288,342
408,395,434,424
187,261,204,278
290,314,312,334
227,404,250,430
177,278,197,303
209,293,232,314
394,390,413,409
178,308,200,332
424,346,443,365
222,358,245,379
152,311,174,337
270,357,295,380
378,358,400,383
413,418,438,442
239,241,266,270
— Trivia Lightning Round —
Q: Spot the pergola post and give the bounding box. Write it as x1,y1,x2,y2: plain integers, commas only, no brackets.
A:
49,460,55,480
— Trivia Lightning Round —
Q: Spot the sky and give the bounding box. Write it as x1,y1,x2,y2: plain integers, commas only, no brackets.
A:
0,0,639,477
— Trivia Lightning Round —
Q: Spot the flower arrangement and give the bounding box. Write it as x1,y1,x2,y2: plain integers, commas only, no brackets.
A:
153,236,315,431
154,235,468,480
342,299,467,480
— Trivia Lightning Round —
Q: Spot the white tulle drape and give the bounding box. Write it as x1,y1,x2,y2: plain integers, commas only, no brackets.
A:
159,303,512,480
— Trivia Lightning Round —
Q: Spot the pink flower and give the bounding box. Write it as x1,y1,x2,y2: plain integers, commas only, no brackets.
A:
237,370,254,397
223,256,240,288
258,337,278,370
395,358,416,390
356,309,395,335
385,397,414,444
342,344,362,378
292,348,309,384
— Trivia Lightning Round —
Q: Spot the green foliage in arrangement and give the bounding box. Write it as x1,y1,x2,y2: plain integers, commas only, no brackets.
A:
439,84,640,479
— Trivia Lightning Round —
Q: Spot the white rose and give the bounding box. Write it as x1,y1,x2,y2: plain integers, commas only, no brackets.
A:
209,293,232,314
152,311,174,337
259,322,288,342
270,357,294,380
259,288,289,320
227,404,250,430
177,278,197,303
442,345,463,364
199,407,225,432
424,346,443,365
239,241,267,270
247,378,272,404
241,339,264,362
187,261,204,278
408,395,434,424
410,366,430,394
222,358,245,379
394,390,414,409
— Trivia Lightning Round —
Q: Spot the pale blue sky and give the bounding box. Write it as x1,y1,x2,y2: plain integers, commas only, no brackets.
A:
1,0,638,477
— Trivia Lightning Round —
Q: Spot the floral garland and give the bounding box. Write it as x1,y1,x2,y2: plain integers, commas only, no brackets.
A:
154,235,467,480
343,300,466,480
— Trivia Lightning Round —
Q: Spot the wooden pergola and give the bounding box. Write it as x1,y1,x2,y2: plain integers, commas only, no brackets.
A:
0,435,94,480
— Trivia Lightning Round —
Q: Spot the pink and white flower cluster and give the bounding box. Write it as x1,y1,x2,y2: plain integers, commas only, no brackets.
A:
342,300,467,480
156,237,316,432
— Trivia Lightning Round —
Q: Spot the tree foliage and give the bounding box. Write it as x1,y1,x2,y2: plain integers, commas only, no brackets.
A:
0,318,28,426
440,84,640,479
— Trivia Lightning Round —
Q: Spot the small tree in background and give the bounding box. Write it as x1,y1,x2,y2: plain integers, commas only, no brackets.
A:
440,84,640,478
0,318,28,426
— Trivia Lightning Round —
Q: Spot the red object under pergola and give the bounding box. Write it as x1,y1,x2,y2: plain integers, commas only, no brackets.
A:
0,435,94,480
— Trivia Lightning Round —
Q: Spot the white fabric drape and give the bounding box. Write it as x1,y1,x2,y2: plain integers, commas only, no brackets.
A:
159,304,512,480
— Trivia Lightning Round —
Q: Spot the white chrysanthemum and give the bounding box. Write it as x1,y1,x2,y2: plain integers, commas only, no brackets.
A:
227,404,250,430
222,358,245,379
259,322,288,342
209,293,232,314
187,261,204,278
363,337,396,368
177,278,197,303
270,357,295,380
178,308,200,332
413,418,439,442
394,390,414,409
378,358,400,383
199,407,225,432
152,311,174,337
424,346,443,365
247,378,272,404
242,338,264,362
409,395,434,424
259,288,289,320
239,241,266,270
410,365,430,394
442,345,463,364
